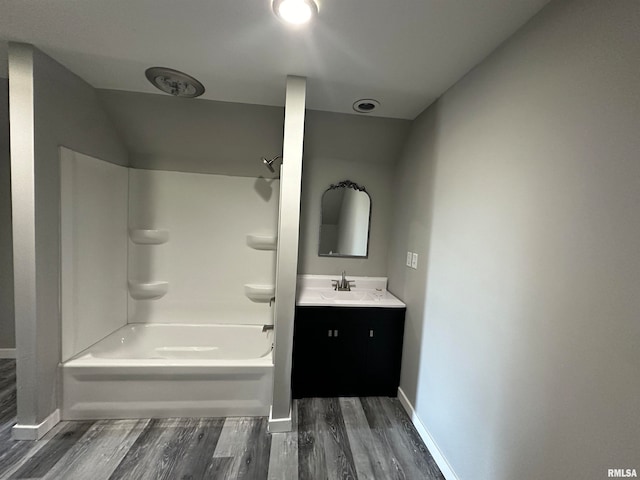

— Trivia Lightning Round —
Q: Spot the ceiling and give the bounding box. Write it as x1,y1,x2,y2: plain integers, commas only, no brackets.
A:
0,0,550,119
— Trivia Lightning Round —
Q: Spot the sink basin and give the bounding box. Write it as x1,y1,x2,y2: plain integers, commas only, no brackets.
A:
320,290,373,301
296,275,406,308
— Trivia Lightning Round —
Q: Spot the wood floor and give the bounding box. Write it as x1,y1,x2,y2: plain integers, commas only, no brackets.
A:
0,359,444,479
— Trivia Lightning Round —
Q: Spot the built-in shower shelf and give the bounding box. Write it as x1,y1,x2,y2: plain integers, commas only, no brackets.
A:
129,229,170,245
246,234,277,251
244,284,275,303
129,281,169,300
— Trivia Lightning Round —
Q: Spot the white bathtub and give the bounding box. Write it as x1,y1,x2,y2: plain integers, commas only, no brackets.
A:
61,323,274,420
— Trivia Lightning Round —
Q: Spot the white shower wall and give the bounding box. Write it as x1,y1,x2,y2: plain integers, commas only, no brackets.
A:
60,148,128,361
61,150,280,363
128,169,279,325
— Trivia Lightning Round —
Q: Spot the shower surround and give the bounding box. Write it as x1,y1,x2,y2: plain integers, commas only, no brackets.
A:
60,148,278,419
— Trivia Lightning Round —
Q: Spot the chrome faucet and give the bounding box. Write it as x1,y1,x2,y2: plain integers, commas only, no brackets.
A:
332,271,355,291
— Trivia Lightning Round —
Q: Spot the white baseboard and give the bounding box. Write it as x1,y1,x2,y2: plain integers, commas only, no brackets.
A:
267,406,292,433
0,348,16,359
12,409,61,441
397,387,459,480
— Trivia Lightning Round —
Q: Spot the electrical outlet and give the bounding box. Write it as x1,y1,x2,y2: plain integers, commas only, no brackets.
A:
411,252,418,269
406,251,413,267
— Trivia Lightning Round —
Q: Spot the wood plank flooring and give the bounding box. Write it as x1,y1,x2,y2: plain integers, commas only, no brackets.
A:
0,359,444,479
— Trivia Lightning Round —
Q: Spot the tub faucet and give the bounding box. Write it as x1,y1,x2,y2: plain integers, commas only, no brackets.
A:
262,324,274,332
333,271,355,291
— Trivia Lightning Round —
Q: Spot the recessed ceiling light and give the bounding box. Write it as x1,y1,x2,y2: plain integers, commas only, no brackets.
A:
353,99,380,114
272,0,318,25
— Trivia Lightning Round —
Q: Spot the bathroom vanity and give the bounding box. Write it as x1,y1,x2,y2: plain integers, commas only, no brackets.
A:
292,275,406,398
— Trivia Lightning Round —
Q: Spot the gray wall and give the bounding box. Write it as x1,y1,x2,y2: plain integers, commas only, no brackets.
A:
10,44,127,424
387,0,640,479
95,89,411,278
299,110,410,276
0,77,13,349
97,89,284,178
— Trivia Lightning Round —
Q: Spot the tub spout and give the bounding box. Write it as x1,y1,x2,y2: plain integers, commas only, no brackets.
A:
262,324,274,332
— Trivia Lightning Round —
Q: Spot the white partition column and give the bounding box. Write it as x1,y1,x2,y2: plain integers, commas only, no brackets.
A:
269,76,306,432
8,43,39,437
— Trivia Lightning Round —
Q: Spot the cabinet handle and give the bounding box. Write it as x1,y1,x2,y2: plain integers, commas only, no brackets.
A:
370,329,374,337
334,329,339,337
328,330,332,337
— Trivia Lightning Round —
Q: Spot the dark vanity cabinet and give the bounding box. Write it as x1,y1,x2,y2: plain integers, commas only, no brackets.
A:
292,306,406,398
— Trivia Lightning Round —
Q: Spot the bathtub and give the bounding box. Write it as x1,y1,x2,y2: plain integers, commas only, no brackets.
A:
61,323,274,420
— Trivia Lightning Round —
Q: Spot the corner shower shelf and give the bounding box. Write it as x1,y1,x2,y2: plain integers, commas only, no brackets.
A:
129,281,169,300
244,284,275,303
129,229,170,245
246,234,277,251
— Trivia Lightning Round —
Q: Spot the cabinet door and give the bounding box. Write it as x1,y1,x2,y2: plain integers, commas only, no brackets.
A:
293,307,364,397
329,315,365,397
363,310,405,396
292,309,330,398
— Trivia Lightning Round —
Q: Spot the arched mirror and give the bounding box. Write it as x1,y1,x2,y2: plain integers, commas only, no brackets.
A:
318,180,371,257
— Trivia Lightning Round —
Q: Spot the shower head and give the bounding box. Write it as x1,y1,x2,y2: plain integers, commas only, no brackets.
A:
145,67,205,98
262,157,276,173
262,155,282,173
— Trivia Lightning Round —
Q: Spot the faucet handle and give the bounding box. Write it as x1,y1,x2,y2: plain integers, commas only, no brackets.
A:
331,280,339,290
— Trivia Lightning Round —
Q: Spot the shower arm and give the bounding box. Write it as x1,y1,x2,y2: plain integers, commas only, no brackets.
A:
261,155,283,173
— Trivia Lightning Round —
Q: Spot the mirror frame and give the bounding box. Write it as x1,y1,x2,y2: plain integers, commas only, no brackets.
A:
318,180,372,258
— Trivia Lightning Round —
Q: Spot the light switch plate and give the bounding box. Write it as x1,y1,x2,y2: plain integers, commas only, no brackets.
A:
411,252,418,269
406,251,413,267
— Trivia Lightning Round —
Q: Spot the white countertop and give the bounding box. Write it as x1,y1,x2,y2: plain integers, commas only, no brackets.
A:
295,274,406,308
